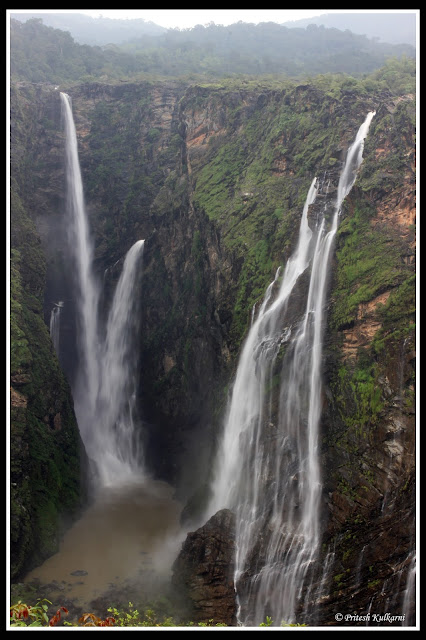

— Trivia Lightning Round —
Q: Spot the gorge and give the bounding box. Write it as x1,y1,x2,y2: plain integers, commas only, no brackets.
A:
10,60,416,626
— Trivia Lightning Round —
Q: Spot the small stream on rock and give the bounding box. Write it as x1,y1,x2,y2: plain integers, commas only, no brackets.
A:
22,478,184,619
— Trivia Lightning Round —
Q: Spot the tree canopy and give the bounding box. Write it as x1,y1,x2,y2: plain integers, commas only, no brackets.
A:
9,18,415,86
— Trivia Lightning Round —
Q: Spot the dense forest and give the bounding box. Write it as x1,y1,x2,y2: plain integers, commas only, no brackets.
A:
10,17,415,84
11,11,417,48
9,13,417,629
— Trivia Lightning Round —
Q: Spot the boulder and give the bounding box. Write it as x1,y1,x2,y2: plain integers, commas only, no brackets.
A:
172,509,237,626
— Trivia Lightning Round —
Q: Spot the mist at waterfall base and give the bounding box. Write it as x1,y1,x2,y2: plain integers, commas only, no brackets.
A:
206,112,376,626
23,93,185,613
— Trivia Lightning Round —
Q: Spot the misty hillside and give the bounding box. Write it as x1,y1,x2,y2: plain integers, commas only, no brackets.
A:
12,11,417,50
10,12,167,45
282,12,416,48
10,17,415,84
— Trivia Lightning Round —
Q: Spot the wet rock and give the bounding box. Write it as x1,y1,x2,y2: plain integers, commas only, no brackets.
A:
70,570,88,576
172,509,237,626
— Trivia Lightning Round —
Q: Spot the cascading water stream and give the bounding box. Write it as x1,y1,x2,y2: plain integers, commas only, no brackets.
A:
60,92,145,488
49,301,63,356
208,177,318,517
207,112,375,625
402,552,416,626
95,239,145,486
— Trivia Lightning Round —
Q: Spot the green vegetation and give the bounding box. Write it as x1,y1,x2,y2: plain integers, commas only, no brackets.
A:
10,600,306,628
189,87,337,344
83,87,186,264
307,56,415,99
188,76,413,346
10,249,32,374
333,246,392,329
321,78,415,533
10,599,68,627
10,17,415,85
9,171,84,579
10,18,137,84
331,199,411,332
13,11,417,49
367,579,381,590
367,55,416,95
11,12,167,44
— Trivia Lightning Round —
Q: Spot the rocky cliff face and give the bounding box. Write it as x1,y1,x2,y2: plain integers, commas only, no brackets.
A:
10,78,415,624
317,93,416,626
171,509,236,625
10,84,88,580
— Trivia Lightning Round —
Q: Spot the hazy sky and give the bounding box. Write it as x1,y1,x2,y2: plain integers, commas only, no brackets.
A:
9,9,416,31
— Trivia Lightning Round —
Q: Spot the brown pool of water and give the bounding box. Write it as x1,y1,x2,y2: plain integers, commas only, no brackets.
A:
22,477,185,616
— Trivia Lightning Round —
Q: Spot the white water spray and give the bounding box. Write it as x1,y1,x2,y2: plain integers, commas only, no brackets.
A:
60,92,145,488
207,112,375,625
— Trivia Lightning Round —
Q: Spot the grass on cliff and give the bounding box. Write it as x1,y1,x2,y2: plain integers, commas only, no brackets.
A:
330,198,412,332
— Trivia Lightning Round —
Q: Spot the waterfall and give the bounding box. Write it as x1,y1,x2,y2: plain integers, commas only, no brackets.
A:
402,552,416,626
49,301,63,356
95,239,145,486
60,92,100,424
207,111,375,626
208,177,318,517
60,92,145,488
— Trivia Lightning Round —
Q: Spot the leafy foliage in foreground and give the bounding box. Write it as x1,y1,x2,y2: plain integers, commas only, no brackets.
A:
10,599,68,627
10,600,306,627
260,615,307,627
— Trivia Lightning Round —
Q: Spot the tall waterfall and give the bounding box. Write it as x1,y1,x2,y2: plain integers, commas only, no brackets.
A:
60,92,145,488
60,92,100,421
207,112,375,625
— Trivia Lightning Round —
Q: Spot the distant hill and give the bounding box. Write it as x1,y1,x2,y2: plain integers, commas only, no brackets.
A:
9,17,416,85
10,12,167,45
282,13,416,48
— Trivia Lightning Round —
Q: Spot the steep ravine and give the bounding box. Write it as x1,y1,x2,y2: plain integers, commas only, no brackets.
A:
9,79,415,625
